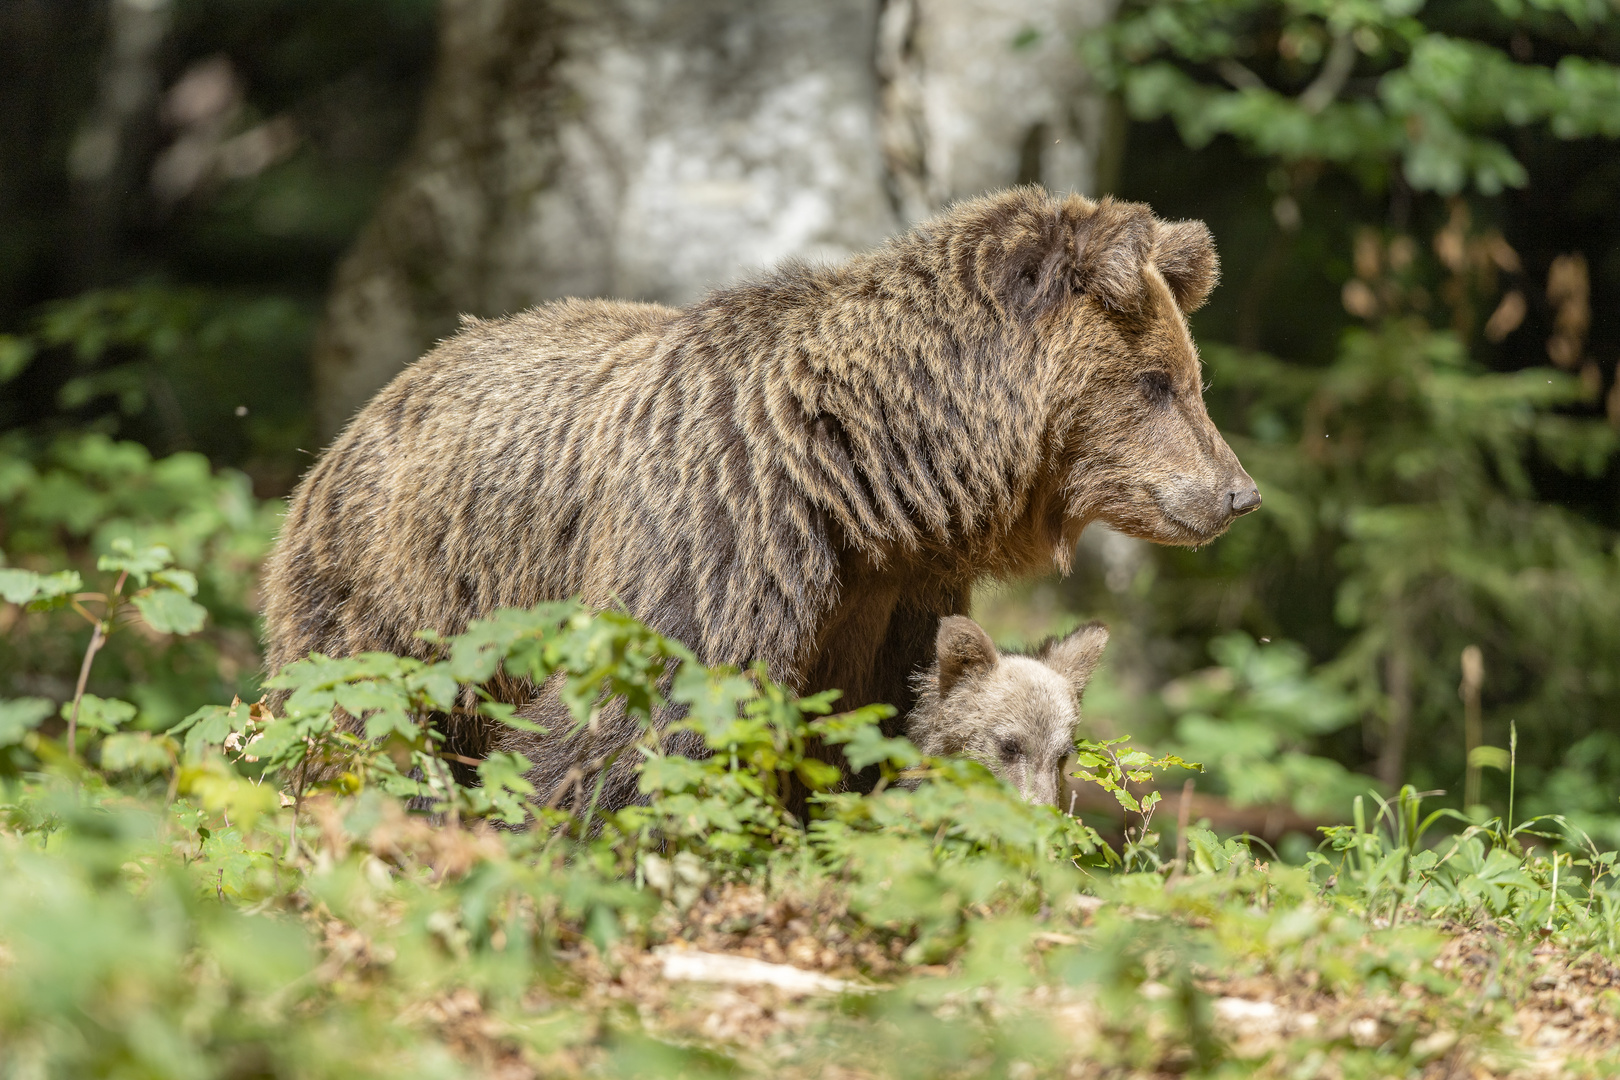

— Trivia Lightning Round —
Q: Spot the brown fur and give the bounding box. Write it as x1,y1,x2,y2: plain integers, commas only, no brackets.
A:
906,616,1109,805
260,186,1256,810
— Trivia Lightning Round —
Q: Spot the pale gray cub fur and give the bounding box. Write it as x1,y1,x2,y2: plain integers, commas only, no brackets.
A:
906,616,1110,805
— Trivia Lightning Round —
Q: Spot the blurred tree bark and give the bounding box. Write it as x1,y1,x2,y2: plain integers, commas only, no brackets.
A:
877,0,1118,224
66,0,173,290
311,0,1116,440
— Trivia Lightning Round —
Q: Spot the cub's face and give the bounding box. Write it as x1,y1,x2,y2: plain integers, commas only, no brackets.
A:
914,616,1110,807
951,655,1077,806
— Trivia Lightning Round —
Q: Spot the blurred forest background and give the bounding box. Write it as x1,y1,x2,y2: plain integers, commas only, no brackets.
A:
3,0,1619,853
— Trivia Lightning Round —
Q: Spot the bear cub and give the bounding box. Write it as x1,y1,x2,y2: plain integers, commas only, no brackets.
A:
905,616,1109,806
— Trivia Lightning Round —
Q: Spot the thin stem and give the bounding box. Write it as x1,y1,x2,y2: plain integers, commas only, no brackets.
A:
1508,722,1518,831
1171,778,1194,880
66,621,106,762
1298,31,1357,115
435,746,460,830
1547,850,1559,933
66,570,127,761
285,742,310,862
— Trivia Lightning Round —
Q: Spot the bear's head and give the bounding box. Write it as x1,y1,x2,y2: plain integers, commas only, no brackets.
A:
966,189,1260,552
907,615,1110,806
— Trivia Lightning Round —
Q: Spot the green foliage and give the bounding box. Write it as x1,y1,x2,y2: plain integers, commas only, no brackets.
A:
0,0,439,475
4,5,1620,1068
0,433,278,732
1207,317,1620,799
1159,633,1371,818
3,285,316,469
6,526,1620,1074
0,558,1129,1073
1072,735,1202,819
1074,0,1620,838
1090,0,1620,195
811,761,1106,961
1310,777,1620,949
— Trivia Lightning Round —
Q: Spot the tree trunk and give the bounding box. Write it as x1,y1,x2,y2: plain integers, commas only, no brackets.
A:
878,0,1115,223
67,0,174,289
311,0,1116,441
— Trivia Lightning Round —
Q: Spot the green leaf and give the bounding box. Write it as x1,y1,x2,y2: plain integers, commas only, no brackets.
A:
101,731,178,773
151,567,198,597
840,726,923,772
63,694,137,733
179,757,282,831
480,700,547,733
0,568,83,608
637,753,712,795
0,333,35,382
810,705,916,771
200,912,316,992
411,665,459,711
132,588,207,635
0,697,54,747
97,537,173,585
447,601,581,682
361,706,419,742
795,758,844,791
168,704,244,756
477,750,535,794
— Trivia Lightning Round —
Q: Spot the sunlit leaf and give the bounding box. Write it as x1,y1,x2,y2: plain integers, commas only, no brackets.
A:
0,697,54,747
132,587,207,635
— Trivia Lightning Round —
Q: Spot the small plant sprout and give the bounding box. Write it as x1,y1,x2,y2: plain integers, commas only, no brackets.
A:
0,538,206,759
1070,735,1201,866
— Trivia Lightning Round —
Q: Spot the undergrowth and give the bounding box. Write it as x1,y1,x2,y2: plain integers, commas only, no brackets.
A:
4,438,1620,1078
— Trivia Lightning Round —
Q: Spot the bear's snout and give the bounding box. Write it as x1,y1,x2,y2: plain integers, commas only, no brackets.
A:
1226,473,1262,517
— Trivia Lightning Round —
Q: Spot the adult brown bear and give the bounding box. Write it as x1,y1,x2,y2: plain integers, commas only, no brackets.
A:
261,186,1259,809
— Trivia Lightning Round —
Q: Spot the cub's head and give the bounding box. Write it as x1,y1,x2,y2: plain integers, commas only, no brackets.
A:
959,188,1259,553
907,615,1110,806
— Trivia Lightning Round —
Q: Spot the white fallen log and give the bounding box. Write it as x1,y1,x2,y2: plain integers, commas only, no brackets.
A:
653,946,871,996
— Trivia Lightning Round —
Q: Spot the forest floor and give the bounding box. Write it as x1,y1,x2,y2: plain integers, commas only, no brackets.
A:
356,875,1620,1079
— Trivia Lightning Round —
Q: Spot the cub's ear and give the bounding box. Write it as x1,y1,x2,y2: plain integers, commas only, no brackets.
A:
936,616,999,698
1153,219,1220,312
1040,621,1110,693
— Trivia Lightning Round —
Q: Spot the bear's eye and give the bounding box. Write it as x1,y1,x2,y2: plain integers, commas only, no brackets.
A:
998,737,1022,760
1139,370,1174,406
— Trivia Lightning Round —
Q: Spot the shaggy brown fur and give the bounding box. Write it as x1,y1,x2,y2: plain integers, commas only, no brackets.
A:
260,186,1257,810
905,616,1109,805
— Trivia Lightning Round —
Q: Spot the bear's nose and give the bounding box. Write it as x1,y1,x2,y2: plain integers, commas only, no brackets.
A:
1227,485,1262,516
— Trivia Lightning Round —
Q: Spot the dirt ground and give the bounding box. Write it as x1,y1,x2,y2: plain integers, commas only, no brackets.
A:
385,881,1620,1078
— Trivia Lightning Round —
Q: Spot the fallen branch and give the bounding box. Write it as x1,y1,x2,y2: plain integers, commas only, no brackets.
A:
654,946,873,996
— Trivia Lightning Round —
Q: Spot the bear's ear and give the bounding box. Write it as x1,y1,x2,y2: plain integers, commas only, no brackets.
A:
1040,621,1109,693
936,616,999,698
1072,199,1156,312
1153,219,1220,312
984,195,1153,318
986,211,1077,318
